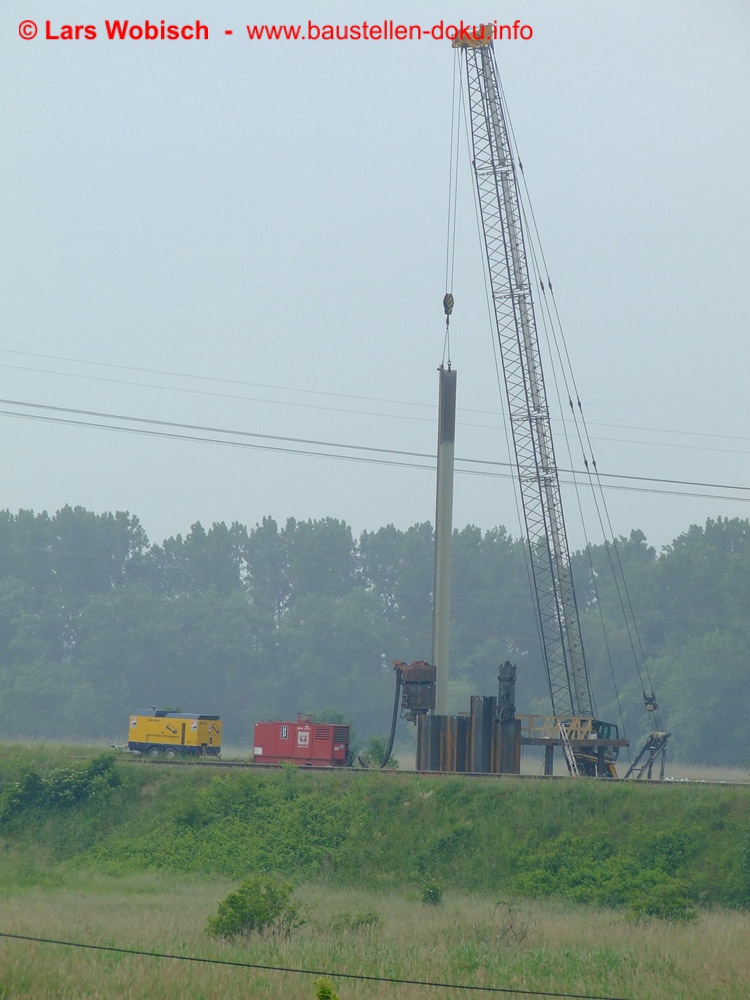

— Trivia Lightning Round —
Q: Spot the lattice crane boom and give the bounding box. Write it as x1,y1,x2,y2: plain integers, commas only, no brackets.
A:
456,31,593,720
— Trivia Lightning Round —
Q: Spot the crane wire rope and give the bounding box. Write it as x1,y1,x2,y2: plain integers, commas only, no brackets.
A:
495,61,661,729
528,235,624,732
494,83,624,740
521,244,632,740
512,160,605,723
442,50,462,367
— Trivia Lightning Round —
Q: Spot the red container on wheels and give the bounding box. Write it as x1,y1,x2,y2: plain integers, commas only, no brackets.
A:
253,715,350,766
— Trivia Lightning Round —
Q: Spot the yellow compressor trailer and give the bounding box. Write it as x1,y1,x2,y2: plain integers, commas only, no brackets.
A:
128,710,222,756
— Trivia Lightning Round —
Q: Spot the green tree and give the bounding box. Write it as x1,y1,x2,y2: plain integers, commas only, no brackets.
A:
48,506,149,596
146,520,249,594
655,518,750,645
360,521,433,624
284,517,358,601
246,515,291,619
648,628,748,764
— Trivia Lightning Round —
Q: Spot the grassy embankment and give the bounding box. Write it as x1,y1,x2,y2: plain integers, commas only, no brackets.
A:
0,744,749,999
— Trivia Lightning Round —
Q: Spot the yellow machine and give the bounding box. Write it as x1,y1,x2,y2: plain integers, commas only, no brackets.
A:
128,710,222,756
520,715,623,777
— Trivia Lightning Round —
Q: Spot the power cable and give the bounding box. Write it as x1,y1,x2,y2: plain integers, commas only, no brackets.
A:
2,347,746,442
1,349,442,408
2,356,748,454
0,931,639,1000
24,359,732,456
0,361,446,426
1,399,748,504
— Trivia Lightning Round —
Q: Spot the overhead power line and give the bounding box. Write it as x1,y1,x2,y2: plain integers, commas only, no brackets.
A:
1,348,748,447
0,931,639,1000
1,399,748,505
12,359,735,456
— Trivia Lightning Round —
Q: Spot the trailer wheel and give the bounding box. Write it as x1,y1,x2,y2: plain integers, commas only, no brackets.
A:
165,750,176,758
148,748,160,757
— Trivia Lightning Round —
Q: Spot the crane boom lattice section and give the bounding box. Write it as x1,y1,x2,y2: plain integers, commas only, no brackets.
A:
462,42,593,718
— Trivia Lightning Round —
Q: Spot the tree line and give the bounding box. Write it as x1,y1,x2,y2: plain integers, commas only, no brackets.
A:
0,505,747,765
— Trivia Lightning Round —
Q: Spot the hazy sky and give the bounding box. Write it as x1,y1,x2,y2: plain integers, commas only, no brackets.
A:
2,0,749,552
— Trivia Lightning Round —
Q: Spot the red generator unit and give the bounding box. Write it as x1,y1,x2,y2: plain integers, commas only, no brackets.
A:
253,714,351,767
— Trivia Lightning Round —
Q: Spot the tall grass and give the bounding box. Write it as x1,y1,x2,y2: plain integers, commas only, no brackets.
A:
0,878,748,999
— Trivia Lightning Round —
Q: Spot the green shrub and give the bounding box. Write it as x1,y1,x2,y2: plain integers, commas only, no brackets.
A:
420,877,443,906
206,875,302,938
314,978,340,1000
629,878,696,921
358,738,398,769
0,754,121,822
513,829,702,918
739,834,750,905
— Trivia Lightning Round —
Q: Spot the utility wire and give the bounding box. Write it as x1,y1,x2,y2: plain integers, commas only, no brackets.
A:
3,346,746,441
0,932,639,1000
1,400,748,504
2,356,748,453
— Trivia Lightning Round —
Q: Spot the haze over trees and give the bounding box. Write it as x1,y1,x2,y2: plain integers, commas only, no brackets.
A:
0,506,747,766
